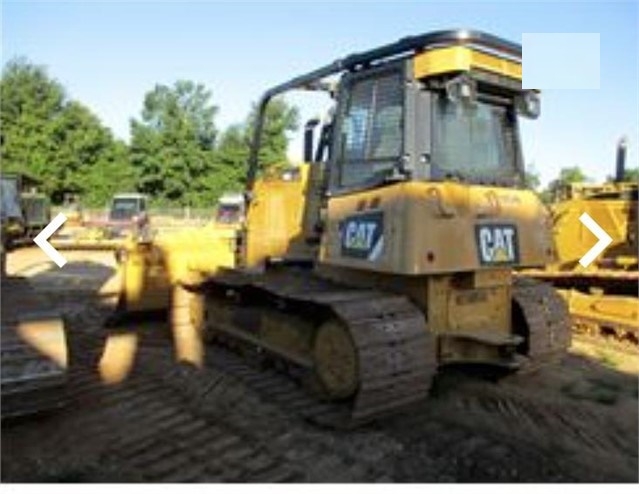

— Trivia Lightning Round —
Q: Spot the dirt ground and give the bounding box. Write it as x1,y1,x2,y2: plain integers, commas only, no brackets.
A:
1,247,637,482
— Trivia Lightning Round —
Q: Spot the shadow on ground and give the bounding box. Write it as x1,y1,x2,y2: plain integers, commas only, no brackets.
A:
1,252,637,482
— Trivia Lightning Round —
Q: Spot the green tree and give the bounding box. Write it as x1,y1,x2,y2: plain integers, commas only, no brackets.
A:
541,166,591,203
247,97,300,173
623,168,639,182
557,166,589,184
209,124,250,195
130,80,219,206
1,58,133,205
1,58,66,185
120,81,299,207
606,167,639,182
523,166,541,190
82,141,137,206
203,98,300,203
50,101,133,203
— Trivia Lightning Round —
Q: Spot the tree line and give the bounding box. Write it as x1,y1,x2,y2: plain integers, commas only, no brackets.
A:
1,58,636,208
0,58,298,207
525,164,639,203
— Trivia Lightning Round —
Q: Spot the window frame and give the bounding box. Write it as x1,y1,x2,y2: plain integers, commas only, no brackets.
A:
327,61,526,193
329,60,407,195
428,91,524,187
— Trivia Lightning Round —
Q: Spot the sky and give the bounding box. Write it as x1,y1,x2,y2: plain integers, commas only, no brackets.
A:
2,0,638,187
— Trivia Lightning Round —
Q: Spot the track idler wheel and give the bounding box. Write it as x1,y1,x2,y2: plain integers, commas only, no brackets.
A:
313,319,358,400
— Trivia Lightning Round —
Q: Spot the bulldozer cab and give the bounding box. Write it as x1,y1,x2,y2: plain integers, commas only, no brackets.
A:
242,30,551,275
330,59,529,190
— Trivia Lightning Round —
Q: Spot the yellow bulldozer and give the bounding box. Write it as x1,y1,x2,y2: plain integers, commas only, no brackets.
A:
117,29,571,421
523,138,638,347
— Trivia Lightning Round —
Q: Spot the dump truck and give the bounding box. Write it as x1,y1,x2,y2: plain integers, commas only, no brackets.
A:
117,29,571,421
20,190,51,239
1,173,51,250
523,138,638,347
1,174,24,250
53,192,149,250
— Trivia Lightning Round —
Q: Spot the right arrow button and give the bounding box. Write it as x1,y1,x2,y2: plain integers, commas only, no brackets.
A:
578,212,612,268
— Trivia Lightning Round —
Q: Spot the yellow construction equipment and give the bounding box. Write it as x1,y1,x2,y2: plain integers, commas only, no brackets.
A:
523,138,638,347
115,223,236,314
52,193,149,250
118,29,571,420
115,190,245,314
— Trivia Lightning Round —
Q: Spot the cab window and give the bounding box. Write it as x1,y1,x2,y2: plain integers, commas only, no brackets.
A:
338,71,403,188
431,95,518,182
110,198,140,220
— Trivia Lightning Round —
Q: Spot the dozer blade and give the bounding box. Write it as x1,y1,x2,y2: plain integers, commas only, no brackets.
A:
1,313,68,419
559,289,639,345
1,277,68,419
115,224,237,316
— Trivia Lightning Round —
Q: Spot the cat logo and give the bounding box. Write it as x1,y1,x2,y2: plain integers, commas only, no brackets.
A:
341,211,384,260
345,222,377,249
475,224,519,265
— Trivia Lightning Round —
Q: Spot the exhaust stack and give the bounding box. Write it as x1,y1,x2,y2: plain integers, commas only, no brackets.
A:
615,136,627,183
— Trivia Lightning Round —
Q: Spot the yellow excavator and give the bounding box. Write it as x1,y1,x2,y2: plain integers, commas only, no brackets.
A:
117,30,571,420
523,138,638,347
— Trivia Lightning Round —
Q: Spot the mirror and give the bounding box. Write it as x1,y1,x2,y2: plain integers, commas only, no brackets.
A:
515,90,541,119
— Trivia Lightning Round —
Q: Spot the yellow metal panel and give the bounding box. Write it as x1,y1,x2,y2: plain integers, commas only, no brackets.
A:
551,197,637,268
321,181,552,275
559,289,638,333
413,46,522,80
118,223,237,313
244,164,313,267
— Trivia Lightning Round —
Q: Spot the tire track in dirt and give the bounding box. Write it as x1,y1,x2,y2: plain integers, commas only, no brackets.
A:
3,249,637,482
384,367,637,482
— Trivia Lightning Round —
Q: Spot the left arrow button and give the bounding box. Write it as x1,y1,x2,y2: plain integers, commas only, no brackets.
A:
34,213,68,268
